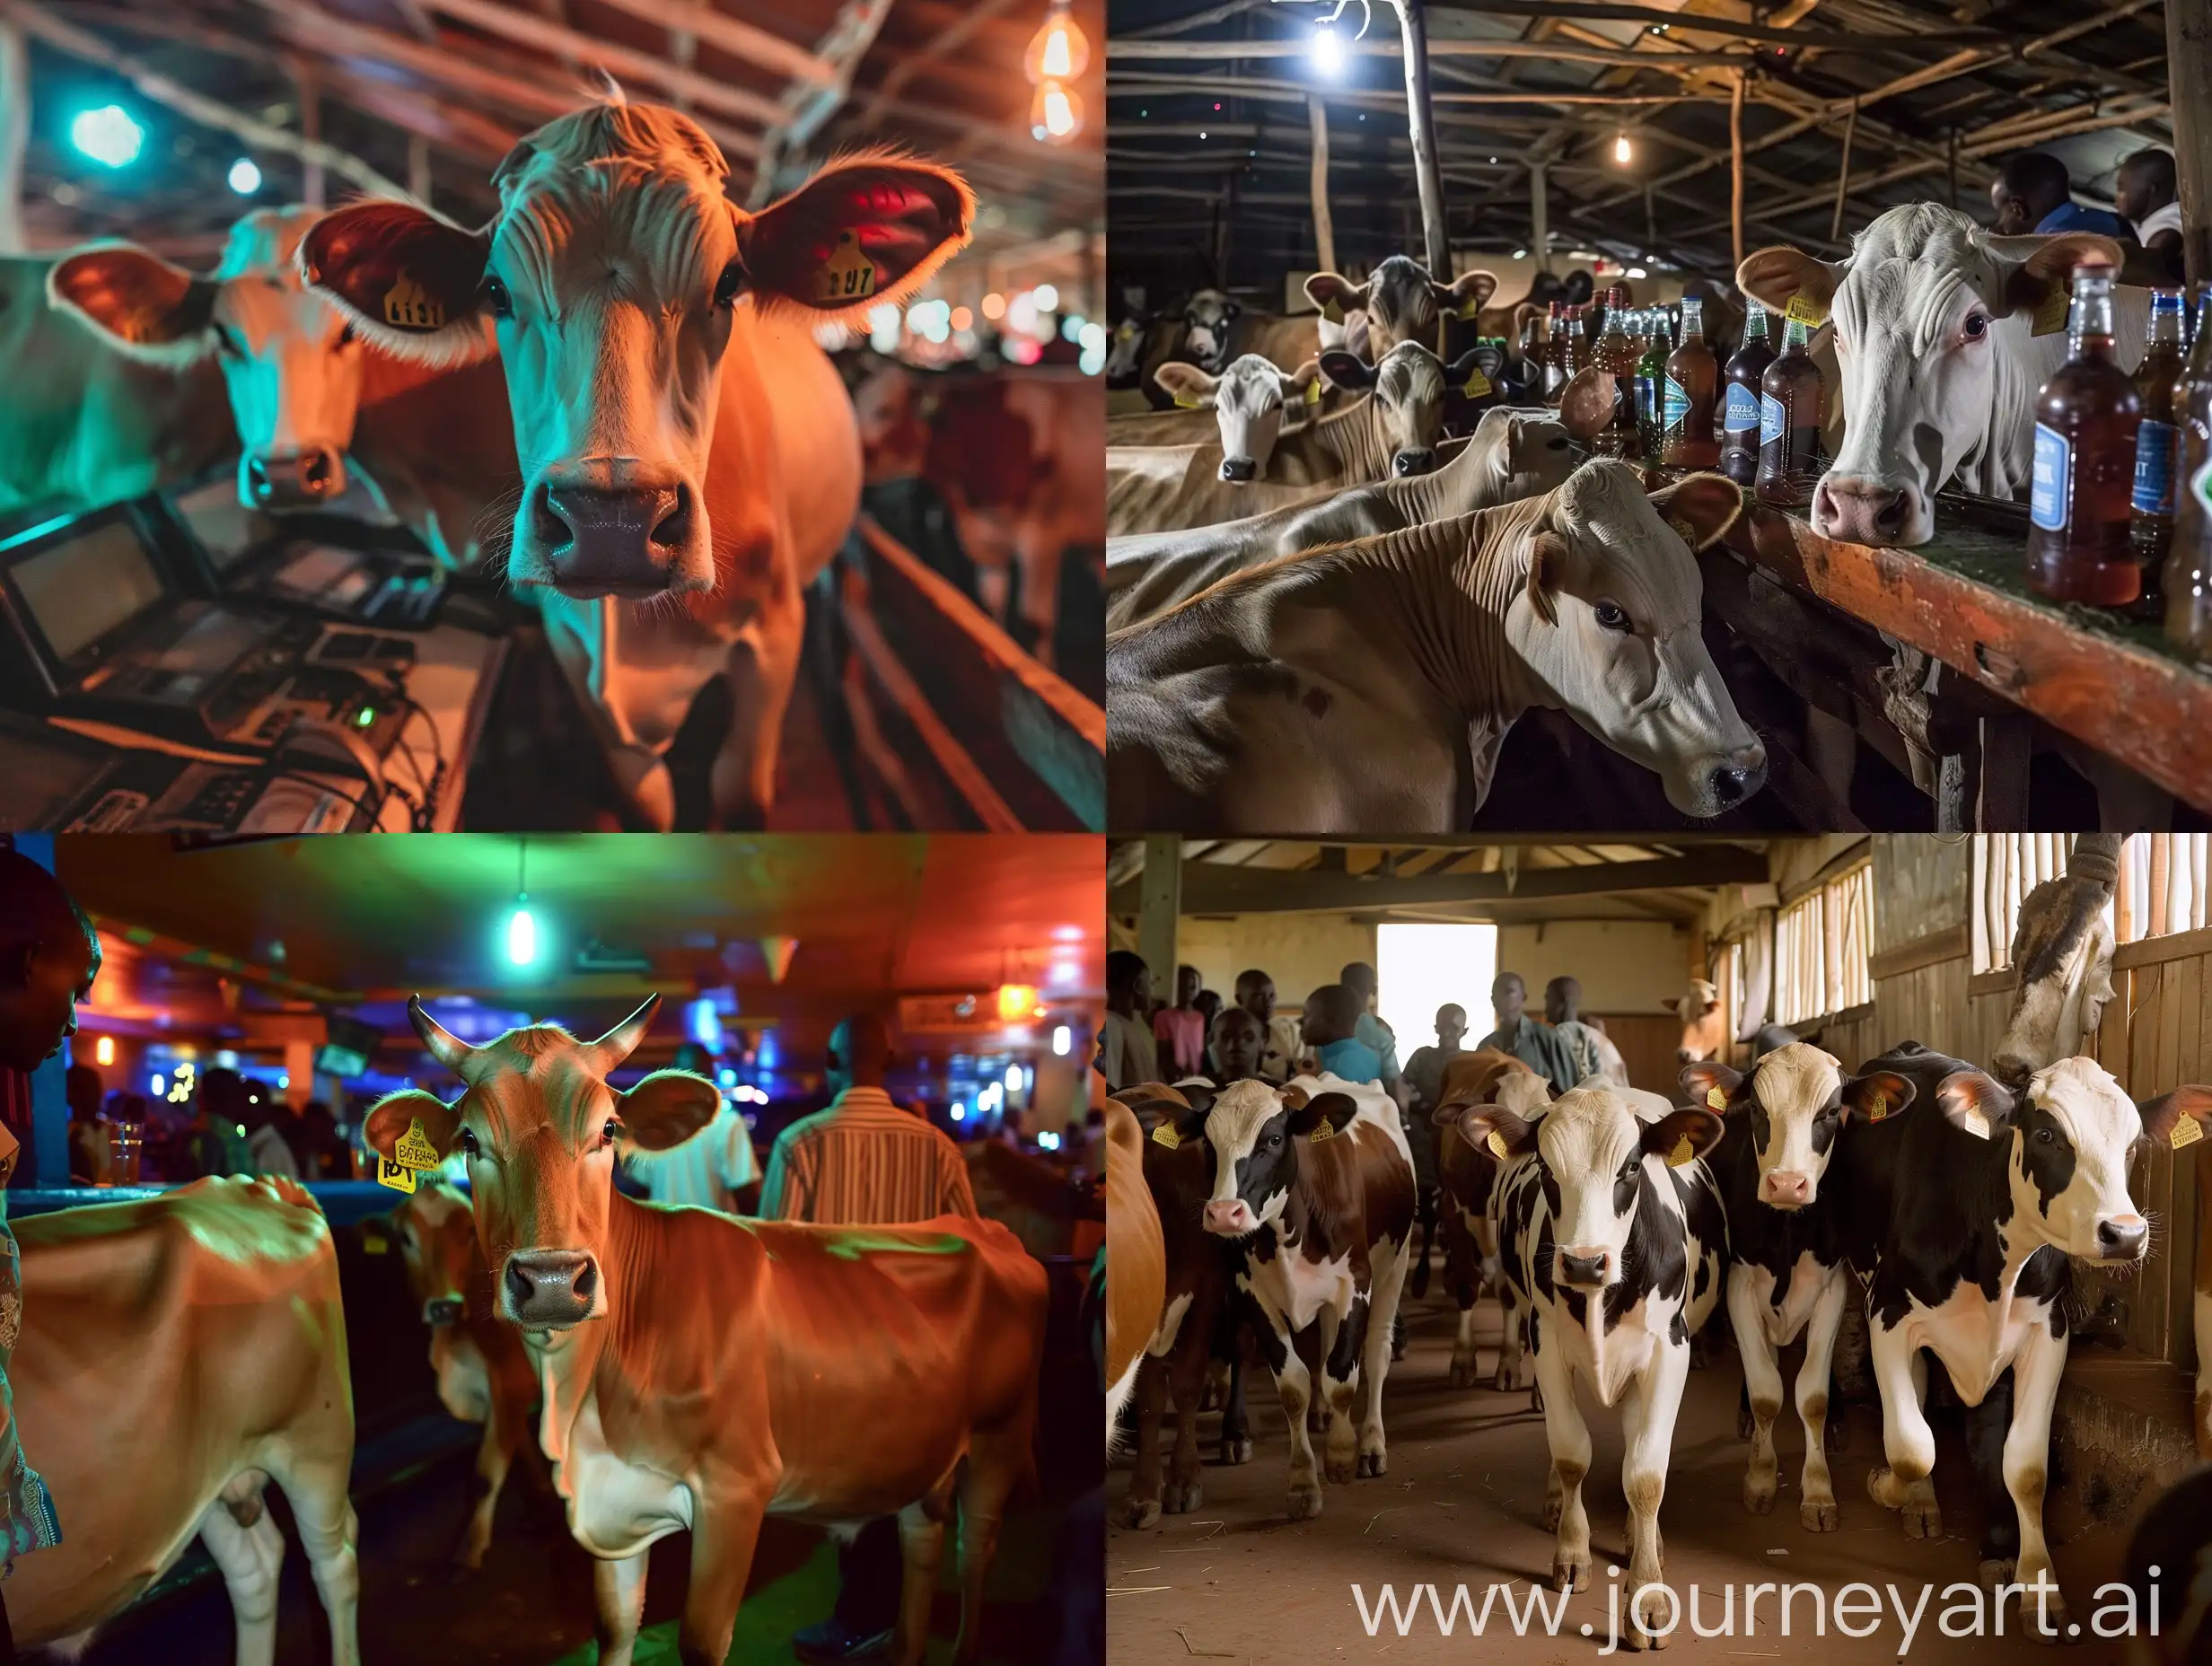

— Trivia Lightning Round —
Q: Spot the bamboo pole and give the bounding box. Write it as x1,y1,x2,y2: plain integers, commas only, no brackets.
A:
1729,67,1744,272
2170,0,2212,283
1532,160,1549,274
0,16,23,255
1308,92,1335,275
1830,96,1856,243
1428,0,2006,52
1393,0,1453,276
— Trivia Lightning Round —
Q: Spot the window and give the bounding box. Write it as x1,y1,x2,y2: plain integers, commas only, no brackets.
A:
1973,835,2079,972
1376,923,1498,1053
1773,861,1874,1026
1974,835,2212,973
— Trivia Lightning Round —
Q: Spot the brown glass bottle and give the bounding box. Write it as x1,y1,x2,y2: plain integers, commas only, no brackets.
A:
1660,294,1720,468
1720,307,1775,487
1541,302,1567,404
2028,266,2142,607
2162,282,2212,653
1594,300,1640,460
1559,306,1586,389
1754,316,1823,508
2128,288,2186,606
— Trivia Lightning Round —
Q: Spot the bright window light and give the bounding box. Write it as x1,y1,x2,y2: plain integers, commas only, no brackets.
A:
1376,923,1499,1053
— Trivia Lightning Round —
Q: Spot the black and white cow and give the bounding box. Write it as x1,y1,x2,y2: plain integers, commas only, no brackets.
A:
1682,1044,1908,1532
1462,1085,1727,1645
1163,1074,1417,1521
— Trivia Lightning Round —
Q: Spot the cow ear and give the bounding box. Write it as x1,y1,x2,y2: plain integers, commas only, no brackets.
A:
1462,1106,1539,1158
1988,232,2124,320
1286,357,1323,406
1277,1083,1311,1110
1841,1070,1915,1125
1436,267,1497,320
2137,1083,2212,1149
1153,361,1219,410
1304,270,1365,319
365,1090,462,1162
1641,1106,1726,1166
1556,364,1614,441
1680,1059,1744,1113
1650,472,1745,552
1936,1069,2014,1139
1318,347,1374,390
619,1071,723,1152
1736,243,1841,327
48,246,219,365
740,153,974,326
1285,1090,1359,1143
299,202,496,368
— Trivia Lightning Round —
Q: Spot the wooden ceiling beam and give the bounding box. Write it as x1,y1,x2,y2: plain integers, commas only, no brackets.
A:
1111,37,1753,73
579,0,838,86
1167,848,1771,916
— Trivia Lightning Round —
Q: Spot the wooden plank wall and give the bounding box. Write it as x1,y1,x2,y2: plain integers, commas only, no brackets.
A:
1599,1013,1683,1094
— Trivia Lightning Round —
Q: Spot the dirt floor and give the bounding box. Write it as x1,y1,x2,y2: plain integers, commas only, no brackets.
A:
1108,1276,2151,1663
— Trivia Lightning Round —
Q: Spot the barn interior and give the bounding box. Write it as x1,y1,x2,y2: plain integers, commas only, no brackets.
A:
11,830,1105,1665
0,0,1106,835
1102,0,2212,834
1108,832,2208,1661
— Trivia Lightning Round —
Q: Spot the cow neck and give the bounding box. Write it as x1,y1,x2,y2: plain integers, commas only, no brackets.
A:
1410,424,1508,522
522,1191,661,1442
1284,393,1384,479
1274,1138,1352,1263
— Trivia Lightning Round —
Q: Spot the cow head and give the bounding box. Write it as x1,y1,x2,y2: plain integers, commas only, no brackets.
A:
1993,835,2122,1092
1165,1078,1362,1240
1668,978,1724,1061
363,1178,486,1328
1305,256,1497,355
1319,340,1466,476
49,209,376,510
301,102,970,601
1181,288,1242,370
1683,1044,1911,1209
1479,408,1578,502
1738,204,2122,547
1962,1058,2212,1265
1430,1052,1553,1151
1153,354,1322,481
1465,1085,1722,1291
364,995,720,1331
1503,463,1766,817
1106,310,1154,387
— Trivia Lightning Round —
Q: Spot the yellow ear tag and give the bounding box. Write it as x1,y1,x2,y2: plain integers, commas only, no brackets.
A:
1321,297,1345,324
1305,378,1322,406
392,1117,443,1173
1865,1090,1887,1122
1462,368,1493,399
382,273,444,331
1310,1119,1337,1143
1705,1085,1727,1111
816,231,877,305
1172,390,1201,410
1458,296,1483,320
2173,1115,2206,1151
1667,1135,1697,1167
1151,1123,1181,1150
1487,1129,1510,1160
2031,285,2069,338
362,1233,388,1256
1784,290,1829,329
374,1156,419,1195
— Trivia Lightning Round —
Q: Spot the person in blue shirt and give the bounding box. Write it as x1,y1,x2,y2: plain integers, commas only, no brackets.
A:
1302,983,1382,1084
1990,152,2132,241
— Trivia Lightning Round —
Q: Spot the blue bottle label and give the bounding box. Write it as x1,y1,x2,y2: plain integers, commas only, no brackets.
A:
2132,418,2177,515
1723,383,1761,434
2031,422,2070,531
1759,393,1785,446
1662,376,1690,432
1634,375,1655,425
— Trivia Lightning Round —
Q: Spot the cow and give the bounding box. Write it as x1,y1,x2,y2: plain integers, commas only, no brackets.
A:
1425,1048,1552,1389
1737,204,2147,546
1142,353,1325,485
1458,1085,1728,1644
0,253,235,513
1305,256,1498,358
1681,1044,1907,1532
1106,462,1769,833
1154,1074,1416,1521
296,100,972,829
363,1179,539,1570
364,995,1047,1666
1103,1094,1165,1450
1669,979,1726,1064
1178,287,1320,373
7,1177,359,1663
1104,339,1470,536
1834,1043,2208,1632
1103,401,1588,631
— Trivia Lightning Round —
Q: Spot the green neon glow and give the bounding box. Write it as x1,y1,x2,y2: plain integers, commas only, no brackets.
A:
821,1231,971,1261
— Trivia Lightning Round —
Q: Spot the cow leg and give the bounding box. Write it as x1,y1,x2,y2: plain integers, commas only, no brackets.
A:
1726,1265,1785,1518
1795,1269,1848,1532
1444,1210,1481,1389
1357,1240,1411,1477
1619,1343,1690,1652
892,1491,952,1666
1535,1341,1592,1592
275,1456,361,1666
1315,1300,1361,1486
1495,1286,1526,1394
197,1487,285,1666
2198,1287,2212,1460
952,1421,1031,1666
1163,1299,1213,1512
1219,1336,1253,1466
710,585,803,829
1251,1301,1321,1519
1967,1368,2022,1582
1122,1352,1171,1529
1865,1325,1942,1539
678,1495,768,1666
454,1405,520,1572
593,1550,649,1666
2000,1326,2070,1640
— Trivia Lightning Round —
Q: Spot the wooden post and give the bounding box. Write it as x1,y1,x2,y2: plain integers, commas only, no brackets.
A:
1729,69,1746,274
1391,0,1452,275
1830,95,1857,244
296,58,324,208
1531,161,1549,273
1948,127,1960,209
1307,92,1336,275
2169,0,2212,283
1138,835,1181,1013
0,17,24,255
408,132,432,207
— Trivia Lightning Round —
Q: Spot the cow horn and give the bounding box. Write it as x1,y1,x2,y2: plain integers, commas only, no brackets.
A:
591,995,662,1067
408,995,478,1075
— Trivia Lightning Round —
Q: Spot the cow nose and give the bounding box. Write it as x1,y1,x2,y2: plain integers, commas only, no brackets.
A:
1393,448,1436,476
1219,457,1257,483
1707,744,1768,811
1202,1200,1249,1236
2096,1216,2148,1259
247,446,346,508
1559,1248,1611,1287
1816,477,1919,547
501,1250,600,1328
1763,1171,1812,1206
535,481,694,595
424,1296,463,1328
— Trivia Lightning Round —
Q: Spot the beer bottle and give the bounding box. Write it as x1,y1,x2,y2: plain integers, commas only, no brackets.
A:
1542,302,1567,404
1661,295,1721,468
1560,305,1586,387
1721,307,1775,487
1594,301,1639,460
1635,311,1668,460
1754,316,1824,508
2028,264,2142,607
2129,287,2186,598
2163,281,2212,653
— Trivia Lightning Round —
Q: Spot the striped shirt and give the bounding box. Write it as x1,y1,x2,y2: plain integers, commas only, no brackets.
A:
622,1101,761,1214
759,1086,977,1226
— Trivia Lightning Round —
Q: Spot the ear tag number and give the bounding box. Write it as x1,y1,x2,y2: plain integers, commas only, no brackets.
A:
1151,1123,1181,1150
2032,285,2069,338
1865,1091,1888,1122
1173,390,1202,410
1487,1129,1510,1160
374,1156,419,1195
1784,290,1828,329
382,273,444,330
1310,1120,1336,1144
1705,1086,1727,1111
1462,369,1492,399
817,232,877,304
2173,1115,2206,1151
393,1118,442,1173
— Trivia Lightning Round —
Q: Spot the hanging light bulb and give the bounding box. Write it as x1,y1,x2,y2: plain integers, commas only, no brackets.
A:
1613,133,1634,165
1031,79,1084,145
505,837,539,968
1311,19,1345,76
1023,1,1090,84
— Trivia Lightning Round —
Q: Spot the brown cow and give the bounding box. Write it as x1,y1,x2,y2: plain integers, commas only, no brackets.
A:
364,1179,538,1570
1104,1094,1164,1450
8,1177,359,1662
364,996,1047,1666
1671,978,1727,1063
1428,1050,1553,1389
1305,256,1497,359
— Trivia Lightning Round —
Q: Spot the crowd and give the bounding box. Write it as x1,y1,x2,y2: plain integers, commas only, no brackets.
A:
64,1065,355,1187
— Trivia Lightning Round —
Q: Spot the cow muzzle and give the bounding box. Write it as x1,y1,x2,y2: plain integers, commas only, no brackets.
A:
1761,1170,1813,1208
424,1296,464,1328
501,1250,600,1328
1558,1247,1612,1288
530,478,698,599
246,446,346,509
1219,456,1258,483
1813,475,1929,548
2094,1214,2148,1262
1392,447,1437,477
1203,1199,1258,1237
1702,744,1769,815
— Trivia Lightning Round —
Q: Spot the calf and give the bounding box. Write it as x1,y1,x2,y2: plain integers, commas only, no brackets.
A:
1426,1048,1552,1388
1148,353,1325,482
1670,979,1726,1063
1158,1074,1416,1520
1107,462,1768,833
1305,256,1497,357
1462,1087,1727,1643
364,1179,539,1570
366,996,1047,1666
1178,286,1319,373
1103,1094,1165,1449
1681,1045,1904,1531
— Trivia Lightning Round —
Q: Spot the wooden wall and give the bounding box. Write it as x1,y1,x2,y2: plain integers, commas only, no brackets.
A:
1602,1013,1686,1094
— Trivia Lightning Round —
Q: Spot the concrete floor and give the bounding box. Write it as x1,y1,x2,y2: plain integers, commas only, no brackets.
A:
1108,1278,2145,1663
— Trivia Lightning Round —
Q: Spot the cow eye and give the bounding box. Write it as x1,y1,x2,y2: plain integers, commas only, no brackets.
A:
1593,600,1633,633
483,276,513,320
602,1118,620,1147
2033,1126,2055,1144
459,1127,480,1158
1962,313,1988,341
713,262,744,309
210,323,243,360
336,321,356,347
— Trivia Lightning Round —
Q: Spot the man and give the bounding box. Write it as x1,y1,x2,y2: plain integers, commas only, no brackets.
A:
1544,977,1631,1088
1990,151,2132,240
1233,969,1302,1083
1101,951,1160,1093
2115,148,2185,282
1300,984,1382,1083
766,1014,977,1665
65,1063,110,1186
621,1040,761,1215
0,848,89,1655
241,1084,301,1180
1477,972,1580,1096
1205,1005,1267,1085
1402,1004,1468,1121
1339,961,1403,1097
180,1069,255,1179
1151,964,1207,1079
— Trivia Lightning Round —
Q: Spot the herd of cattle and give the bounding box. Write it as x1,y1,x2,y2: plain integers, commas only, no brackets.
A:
1103,206,2150,832
18,997,1045,1666
1103,867,2212,1645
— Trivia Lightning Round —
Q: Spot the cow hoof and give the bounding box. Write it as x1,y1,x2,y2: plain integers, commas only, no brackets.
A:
1744,1480,1777,1515
1553,1555,1589,1593
1287,1484,1323,1521
1493,1365,1515,1393
1626,1618,1667,1652
1123,1497,1162,1530
1220,1435,1253,1466
1163,1481,1203,1514
1357,1450,1386,1479
1325,1453,1357,1486
1902,1499,1941,1539
1980,1558,2018,1588
1450,1355,1479,1390
1800,1498,1839,1533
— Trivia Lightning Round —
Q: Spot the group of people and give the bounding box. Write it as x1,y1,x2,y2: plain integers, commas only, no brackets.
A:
64,1065,354,1188
1991,146,2186,282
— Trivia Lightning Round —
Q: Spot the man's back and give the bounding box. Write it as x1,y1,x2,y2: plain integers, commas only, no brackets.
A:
763,1086,976,1226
